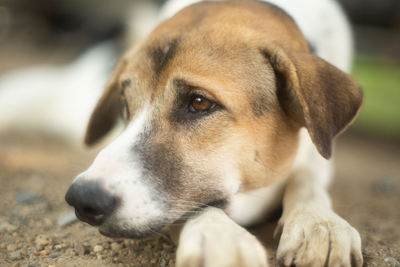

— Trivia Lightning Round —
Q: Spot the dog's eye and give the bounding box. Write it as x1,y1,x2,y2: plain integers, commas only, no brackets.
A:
189,95,215,113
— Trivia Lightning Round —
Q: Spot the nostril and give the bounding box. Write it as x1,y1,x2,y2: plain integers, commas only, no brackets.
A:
83,206,101,216
65,180,117,226
76,206,105,225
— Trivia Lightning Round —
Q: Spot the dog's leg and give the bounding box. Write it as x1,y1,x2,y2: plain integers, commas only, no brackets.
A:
275,131,363,267
176,207,269,267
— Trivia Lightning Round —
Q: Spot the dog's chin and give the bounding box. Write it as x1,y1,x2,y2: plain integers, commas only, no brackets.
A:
98,222,167,239
98,228,155,239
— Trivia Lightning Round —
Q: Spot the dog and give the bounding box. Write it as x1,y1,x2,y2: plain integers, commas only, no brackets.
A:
65,0,364,266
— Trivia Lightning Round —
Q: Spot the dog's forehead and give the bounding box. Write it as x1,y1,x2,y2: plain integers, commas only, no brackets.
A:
125,1,307,68
150,1,306,48
117,1,309,115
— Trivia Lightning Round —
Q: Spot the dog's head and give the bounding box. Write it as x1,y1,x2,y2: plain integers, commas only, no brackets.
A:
65,1,363,238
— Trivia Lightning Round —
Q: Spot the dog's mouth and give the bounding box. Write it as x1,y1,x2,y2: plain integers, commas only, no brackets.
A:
94,198,229,239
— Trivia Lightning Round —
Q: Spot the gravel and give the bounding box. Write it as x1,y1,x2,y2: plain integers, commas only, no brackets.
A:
0,132,399,266
93,245,104,254
7,244,18,252
74,242,90,255
0,221,17,233
35,235,51,247
40,249,49,256
9,251,22,260
385,257,400,267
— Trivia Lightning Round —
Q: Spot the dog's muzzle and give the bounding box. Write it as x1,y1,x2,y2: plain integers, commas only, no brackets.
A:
65,180,118,226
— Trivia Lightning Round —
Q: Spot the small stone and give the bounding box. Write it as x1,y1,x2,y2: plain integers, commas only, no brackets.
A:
103,242,110,249
16,191,42,205
0,221,11,232
35,235,51,247
48,265,56,267
57,211,78,227
384,257,400,267
19,248,27,255
7,224,18,232
9,251,22,260
97,254,103,260
74,242,90,255
28,262,41,267
7,244,18,252
0,243,5,249
49,253,60,259
160,257,168,267
11,262,20,267
93,245,104,253
65,248,76,256
111,242,122,252
40,250,49,256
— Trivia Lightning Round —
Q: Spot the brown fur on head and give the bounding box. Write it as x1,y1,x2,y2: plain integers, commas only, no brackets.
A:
81,1,363,236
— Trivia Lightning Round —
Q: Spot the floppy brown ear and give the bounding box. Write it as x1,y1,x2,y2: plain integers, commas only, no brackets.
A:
84,78,121,146
264,44,364,159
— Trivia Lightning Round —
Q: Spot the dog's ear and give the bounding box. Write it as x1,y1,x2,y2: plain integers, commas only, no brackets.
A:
263,44,364,159
84,72,122,146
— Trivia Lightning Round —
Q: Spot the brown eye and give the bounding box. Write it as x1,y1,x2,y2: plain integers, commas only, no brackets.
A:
190,95,214,112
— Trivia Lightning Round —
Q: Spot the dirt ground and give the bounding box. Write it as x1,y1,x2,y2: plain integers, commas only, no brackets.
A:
0,130,399,267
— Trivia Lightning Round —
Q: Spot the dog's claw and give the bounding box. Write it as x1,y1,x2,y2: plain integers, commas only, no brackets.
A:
276,205,363,267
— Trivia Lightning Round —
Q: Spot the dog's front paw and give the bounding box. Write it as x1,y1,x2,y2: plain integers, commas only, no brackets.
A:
176,207,269,267
276,205,362,267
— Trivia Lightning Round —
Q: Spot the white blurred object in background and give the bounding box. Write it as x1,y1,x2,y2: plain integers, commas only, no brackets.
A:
0,42,117,145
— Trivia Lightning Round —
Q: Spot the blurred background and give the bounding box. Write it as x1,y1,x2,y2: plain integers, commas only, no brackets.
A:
338,0,400,141
0,0,399,139
0,0,399,266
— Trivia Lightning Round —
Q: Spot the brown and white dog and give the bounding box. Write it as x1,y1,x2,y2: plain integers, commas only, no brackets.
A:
65,0,364,266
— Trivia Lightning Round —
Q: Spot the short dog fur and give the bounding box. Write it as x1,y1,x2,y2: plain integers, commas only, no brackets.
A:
65,1,364,266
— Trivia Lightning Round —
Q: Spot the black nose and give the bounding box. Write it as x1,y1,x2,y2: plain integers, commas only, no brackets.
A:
65,180,117,226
